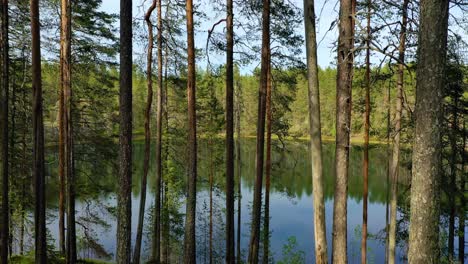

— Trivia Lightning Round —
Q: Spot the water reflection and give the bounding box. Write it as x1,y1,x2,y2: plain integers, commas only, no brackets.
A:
34,139,414,262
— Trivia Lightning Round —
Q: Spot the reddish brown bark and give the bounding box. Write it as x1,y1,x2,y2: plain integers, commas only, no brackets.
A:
183,0,197,262
247,0,270,262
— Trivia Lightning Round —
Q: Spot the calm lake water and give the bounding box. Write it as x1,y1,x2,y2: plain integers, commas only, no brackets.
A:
17,138,463,263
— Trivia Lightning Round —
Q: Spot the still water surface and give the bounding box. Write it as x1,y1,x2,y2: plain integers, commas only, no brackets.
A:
41,139,415,263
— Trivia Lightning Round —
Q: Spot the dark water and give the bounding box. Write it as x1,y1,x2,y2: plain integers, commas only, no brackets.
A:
16,138,463,263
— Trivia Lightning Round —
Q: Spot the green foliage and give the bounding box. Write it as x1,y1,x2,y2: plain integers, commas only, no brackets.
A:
276,237,305,264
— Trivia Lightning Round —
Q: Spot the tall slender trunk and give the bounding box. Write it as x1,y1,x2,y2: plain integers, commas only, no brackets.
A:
247,0,270,262
0,0,9,261
235,81,242,264
20,78,27,257
408,1,449,263
303,0,328,262
262,60,272,264
209,139,214,264
332,0,355,263
60,0,76,262
459,119,466,264
184,0,197,262
225,0,235,262
361,1,371,263
58,0,66,254
31,0,47,261
116,0,133,262
153,0,163,261
388,2,408,264
448,96,458,260
385,78,391,264
134,2,156,263
162,38,170,264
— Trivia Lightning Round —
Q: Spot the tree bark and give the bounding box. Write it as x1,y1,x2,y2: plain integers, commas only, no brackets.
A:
332,0,355,263
60,0,76,262
116,0,133,262
407,1,449,263
58,0,66,255
235,81,242,264
459,119,466,264
225,0,235,262
31,0,47,261
388,2,408,264
183,0,197,262
134,1,156,263
361,1,371,263
385,79,390,264
152,0,163,260
448,96,458,261
209,139,214,264
247,0,270,262
0,0,8,261
262,59,271,264
303,0,328,262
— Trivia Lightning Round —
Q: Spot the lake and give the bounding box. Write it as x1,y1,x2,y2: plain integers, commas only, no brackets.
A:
13,138,463,263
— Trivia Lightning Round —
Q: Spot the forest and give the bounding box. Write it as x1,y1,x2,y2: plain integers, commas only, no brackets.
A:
0,0,466,263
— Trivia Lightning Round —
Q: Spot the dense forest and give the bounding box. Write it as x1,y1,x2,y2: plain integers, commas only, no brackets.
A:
0,0,466,263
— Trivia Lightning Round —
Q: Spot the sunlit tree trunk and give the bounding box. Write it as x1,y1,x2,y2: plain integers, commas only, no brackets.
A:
30,0,47,261
332,0,355,263
262,58,271,264
60,0,76,262
58,0,66,255
361,1,371,263
0,0,9,261
408,0,449,263
388,2,408,264
184,0,197,262
134,1,156,263
235,81,242,264
303,0,328,262
247,0,270,262
116,0,133,262
225,0,235,262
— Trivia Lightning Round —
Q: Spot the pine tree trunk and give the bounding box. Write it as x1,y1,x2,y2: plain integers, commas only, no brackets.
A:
459,119,466,264
262,60,272,264
184,0,197,262
332,0,355,263
235,81,242,264
209,140,214,264
58,0,66,254
303,0,328,262
361,2,371,263
385,80,390,264
388,2,408,264
408,1,449,263
247,0,269,262
162,40,170,264
448,96,458,261
31,0,47,261
152,0,163,260
60,0,76,262
225,0,235,262
0,0,9,261
116,0,133,262
134,2,156,263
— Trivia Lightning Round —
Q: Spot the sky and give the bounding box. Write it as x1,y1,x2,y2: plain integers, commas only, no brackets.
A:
98,0,468,73
99,0,341,73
